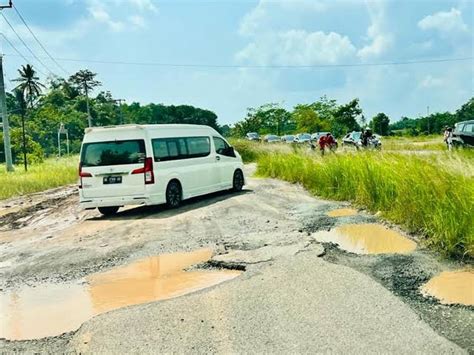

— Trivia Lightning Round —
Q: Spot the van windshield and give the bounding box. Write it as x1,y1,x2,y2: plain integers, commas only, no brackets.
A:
81,140,146,167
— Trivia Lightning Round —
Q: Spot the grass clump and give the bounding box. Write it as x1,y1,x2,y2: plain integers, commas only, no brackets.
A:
0,156,79,200
257,151,474,259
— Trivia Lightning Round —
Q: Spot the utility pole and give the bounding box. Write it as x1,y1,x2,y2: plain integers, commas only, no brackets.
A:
0,55,13,171
0,1,14,172
114,99,125,125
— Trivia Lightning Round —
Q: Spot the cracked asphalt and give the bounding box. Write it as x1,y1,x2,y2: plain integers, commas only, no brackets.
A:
0,164,472,353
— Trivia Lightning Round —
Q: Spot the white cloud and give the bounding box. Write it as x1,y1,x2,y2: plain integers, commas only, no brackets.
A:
129,0,158,13
239,0,326,36
418,8,468,34
237,30,356,66
88,5,125,32
357,1,393,60
129,15,146,28
419,75,444,89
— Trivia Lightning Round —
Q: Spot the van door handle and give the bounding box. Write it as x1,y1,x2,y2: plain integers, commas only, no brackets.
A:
216,156,220,161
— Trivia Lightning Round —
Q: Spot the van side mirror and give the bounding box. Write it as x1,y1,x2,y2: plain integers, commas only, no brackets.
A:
220,146,235,157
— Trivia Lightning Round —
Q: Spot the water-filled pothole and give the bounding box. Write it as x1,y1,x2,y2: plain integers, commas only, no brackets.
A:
0,249,241,340
326,208,358,217
421,269,474,306
313,224,417,254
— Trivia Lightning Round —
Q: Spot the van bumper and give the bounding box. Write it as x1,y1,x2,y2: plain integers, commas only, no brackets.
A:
80,194,165,209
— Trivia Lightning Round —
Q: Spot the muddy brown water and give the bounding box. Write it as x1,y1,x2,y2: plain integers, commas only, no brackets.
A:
313,224,417,255
421,270,474,306
326,208,358,217
0,249,241,340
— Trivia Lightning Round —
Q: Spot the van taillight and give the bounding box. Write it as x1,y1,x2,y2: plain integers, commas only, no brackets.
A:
131,157,155,184
78,164,92,189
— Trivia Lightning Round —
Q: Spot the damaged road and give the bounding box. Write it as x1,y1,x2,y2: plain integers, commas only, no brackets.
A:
0,164,472,353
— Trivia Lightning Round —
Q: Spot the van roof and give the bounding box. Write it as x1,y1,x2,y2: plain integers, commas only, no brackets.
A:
85,124,216,134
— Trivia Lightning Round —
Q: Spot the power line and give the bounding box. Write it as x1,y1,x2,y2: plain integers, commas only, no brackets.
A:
0,11,55,76
0,32,47,76
3,53,473,69
12,4,69,76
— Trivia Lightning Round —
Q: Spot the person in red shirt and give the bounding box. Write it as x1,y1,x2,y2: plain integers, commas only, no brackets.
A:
318,135,327,155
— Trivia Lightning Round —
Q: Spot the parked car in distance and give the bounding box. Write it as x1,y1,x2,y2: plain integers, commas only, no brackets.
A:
79,124,245,215
342,131,381,150
294,133,312,144
342,131,362,148
246,132,260,141
281,135,295,143
263,134,280,143
452,120,474,148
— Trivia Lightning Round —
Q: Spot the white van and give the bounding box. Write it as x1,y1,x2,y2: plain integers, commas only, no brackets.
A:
79,124,244,215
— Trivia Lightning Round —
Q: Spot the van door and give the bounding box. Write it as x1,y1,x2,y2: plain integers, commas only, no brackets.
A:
213,136,235,188
80,139,148,198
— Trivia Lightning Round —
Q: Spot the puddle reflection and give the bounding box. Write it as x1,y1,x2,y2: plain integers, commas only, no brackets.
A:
326,208,358,217
313,224,417,254
421,270,474,306
0,249,240,340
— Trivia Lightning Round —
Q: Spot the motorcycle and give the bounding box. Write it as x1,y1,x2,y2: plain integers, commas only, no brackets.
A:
356,136,382,150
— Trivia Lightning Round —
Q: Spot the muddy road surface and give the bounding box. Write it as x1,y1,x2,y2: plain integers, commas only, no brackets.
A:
1,164,472,353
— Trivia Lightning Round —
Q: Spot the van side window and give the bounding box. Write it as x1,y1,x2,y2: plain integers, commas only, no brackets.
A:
152,137,210,161
213,137,235,157
187,137,210,157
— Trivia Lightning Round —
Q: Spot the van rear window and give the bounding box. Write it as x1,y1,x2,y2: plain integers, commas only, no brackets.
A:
152,137,210,162
81,140,146,167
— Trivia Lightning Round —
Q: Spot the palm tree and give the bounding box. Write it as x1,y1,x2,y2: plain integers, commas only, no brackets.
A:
69,69,101,127
13,64,45,171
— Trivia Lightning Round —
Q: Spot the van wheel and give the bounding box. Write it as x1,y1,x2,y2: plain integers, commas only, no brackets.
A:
166,181,182,208
232,170,244,192
98,206,119,216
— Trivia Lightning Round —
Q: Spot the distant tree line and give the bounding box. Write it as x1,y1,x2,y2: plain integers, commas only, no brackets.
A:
231,96,473,138
0,67,221,165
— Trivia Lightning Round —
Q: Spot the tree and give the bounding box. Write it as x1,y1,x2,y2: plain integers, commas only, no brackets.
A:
69,70,101,127
370,113,390,136
13,64,45,171
292,104,330,133
333,98,362,136
232,103,292,137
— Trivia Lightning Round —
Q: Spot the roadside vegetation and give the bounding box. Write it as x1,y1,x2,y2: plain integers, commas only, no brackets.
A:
233,140,473,259
0,156,78,200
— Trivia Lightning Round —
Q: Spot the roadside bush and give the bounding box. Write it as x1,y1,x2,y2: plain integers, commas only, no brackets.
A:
256,151,474,259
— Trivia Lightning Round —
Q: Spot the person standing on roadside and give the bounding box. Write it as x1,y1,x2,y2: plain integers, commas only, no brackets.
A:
444,127,453,151
443,126,451,149
318,134,327,155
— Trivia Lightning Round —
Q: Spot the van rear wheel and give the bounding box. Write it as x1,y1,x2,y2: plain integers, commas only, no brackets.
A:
98,206,119,216
232,170,244,192
166,181,182,208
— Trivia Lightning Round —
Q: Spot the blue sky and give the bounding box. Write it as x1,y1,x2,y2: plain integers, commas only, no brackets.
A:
1,0,472,125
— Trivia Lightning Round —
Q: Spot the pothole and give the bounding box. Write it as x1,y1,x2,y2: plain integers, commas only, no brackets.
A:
326,208,358,217
420,269,474,306
312,224,417,255
0,249,241,340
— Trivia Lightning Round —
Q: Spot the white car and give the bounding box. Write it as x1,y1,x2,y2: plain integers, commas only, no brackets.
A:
79,124,244,215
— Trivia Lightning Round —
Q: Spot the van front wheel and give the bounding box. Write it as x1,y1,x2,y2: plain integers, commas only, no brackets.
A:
98,206,119,216
232,170,244,192
166,181,182,208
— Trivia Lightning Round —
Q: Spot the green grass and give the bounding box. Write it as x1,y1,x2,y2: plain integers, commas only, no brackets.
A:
382,135,446,151
255,151,474,259
0,156,79,200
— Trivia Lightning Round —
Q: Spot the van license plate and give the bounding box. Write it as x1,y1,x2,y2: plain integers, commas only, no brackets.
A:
103,176,122,184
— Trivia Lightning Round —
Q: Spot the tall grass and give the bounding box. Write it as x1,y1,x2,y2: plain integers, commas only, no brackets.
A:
382,135,446,151
0,156,79,200
256,151,474,259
